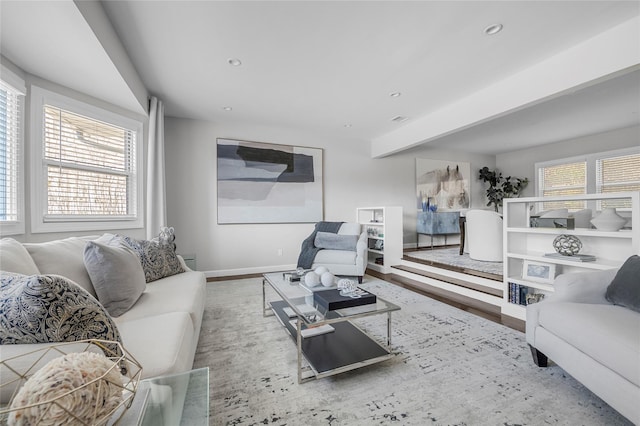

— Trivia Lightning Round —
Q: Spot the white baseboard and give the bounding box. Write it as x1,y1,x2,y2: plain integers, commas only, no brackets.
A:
205,264,297,278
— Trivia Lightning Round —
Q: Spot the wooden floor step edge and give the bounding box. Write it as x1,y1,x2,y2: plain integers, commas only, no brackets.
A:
402,254,503,282
392,264,503,298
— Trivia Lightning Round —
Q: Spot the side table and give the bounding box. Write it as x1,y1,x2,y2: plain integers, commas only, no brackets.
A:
417,210,460,249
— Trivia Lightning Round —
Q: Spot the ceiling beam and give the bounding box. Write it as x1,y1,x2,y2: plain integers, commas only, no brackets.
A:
371,16,640,158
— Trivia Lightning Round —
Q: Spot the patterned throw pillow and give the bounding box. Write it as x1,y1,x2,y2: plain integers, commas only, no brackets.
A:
0,272,123,357
116,235,185,283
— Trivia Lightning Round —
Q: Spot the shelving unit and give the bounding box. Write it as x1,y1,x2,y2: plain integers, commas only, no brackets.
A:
356,206,403,274
502,192,639,320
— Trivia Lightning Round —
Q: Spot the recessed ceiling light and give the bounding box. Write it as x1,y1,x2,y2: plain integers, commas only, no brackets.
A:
484,24,503,35
344,123,352,128
391,115,408,123
227,58,242,66
222,106,233,111
389,92,401,98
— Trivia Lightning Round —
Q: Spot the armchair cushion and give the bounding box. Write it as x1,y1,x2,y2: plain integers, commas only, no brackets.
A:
605,255,640,313
314,232,358,251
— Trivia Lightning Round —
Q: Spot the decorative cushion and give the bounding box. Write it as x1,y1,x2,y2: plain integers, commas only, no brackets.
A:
605,255,640,313
114,235,184,283
315,232,358,251
0,238,40,275
0,272,122,356
84,240,147,317
23,237,99,298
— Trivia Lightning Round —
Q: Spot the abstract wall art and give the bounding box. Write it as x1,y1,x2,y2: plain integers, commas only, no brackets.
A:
416,159,470,211
217,138,323,224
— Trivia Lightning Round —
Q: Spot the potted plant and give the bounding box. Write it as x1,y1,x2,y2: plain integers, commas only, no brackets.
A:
478,167,529,212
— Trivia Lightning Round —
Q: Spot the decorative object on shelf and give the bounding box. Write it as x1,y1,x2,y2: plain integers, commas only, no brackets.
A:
0,340,142,426
552,234,582,256
522,260,556,283
416,159,470,211
590,207,627,232
478,166,528,212
374,239,384,250
526,293,545,305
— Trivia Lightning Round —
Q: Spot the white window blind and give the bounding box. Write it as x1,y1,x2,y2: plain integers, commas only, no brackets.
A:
0,79,23,224
538,161,587,210
43,105,137,219
596,153,640,209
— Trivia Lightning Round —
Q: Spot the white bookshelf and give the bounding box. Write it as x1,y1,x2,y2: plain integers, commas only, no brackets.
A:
502,192,639,320
357,206,403,274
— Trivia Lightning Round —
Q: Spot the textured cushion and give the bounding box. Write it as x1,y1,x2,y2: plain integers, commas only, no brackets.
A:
606,255,640,313
315,232,358,251
84,240,147,317
0,272,122,356
0,238,40,275
113,235,184,283
23,237,99,298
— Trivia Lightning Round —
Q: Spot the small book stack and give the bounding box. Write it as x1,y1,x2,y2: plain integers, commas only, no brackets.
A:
544,253,596,262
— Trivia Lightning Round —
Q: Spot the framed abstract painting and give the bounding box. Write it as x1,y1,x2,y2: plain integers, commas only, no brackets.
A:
217,138,323,224
416,159,470,211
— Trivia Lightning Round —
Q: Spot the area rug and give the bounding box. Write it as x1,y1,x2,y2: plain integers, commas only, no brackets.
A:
405,247,503,276
192,277,630,425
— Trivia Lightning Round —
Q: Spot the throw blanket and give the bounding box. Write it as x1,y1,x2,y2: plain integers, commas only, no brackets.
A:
296,221,343,269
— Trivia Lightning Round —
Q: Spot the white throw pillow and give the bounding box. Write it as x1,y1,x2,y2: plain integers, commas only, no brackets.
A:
84,241,147,317
23,237,99,298
0,238,40,275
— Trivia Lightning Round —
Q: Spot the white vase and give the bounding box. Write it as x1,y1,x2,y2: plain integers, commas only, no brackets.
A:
590,208,627,232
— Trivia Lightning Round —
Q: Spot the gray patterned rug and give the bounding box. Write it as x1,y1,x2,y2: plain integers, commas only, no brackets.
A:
193,277,630,425
405,247,503,276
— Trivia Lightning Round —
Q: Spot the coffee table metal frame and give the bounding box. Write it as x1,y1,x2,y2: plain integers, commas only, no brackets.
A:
262,272,400,383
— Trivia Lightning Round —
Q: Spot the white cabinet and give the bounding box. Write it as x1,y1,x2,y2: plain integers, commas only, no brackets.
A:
357,206,403,274
502,192,639,320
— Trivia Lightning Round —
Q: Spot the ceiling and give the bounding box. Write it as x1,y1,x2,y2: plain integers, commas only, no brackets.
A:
2,1,639,156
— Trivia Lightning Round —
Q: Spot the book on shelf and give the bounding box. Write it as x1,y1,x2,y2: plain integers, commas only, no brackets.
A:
543,252,596,262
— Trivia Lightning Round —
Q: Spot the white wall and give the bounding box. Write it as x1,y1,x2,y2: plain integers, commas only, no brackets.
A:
496,125,640,197
164,117,495,276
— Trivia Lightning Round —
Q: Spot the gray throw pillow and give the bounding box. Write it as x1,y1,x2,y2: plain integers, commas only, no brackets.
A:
605,255,640,313
84,241,147,317
0,272,123,357
116,235,185,283
314,232,358,251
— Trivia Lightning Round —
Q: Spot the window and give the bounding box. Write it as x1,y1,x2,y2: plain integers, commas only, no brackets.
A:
31,86,143,233
536,147,640,211
0,66,25,235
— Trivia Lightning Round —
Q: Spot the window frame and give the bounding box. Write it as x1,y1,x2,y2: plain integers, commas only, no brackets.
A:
535,146,640,212
30,85,144,233
0,64,26,236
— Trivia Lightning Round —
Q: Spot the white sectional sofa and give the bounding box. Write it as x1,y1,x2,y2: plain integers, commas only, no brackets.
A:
0,235,206,381
526,267,640,424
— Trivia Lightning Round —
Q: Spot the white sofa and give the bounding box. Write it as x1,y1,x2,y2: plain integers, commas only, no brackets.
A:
0,236,206,381
309,222,368,282
526,268,640,424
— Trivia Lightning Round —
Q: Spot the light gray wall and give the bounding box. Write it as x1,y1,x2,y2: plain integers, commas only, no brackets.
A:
496,125,640,197
164,117,495,276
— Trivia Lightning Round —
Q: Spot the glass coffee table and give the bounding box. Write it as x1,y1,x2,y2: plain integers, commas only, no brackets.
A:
263,272,400,383
116,367,209,425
